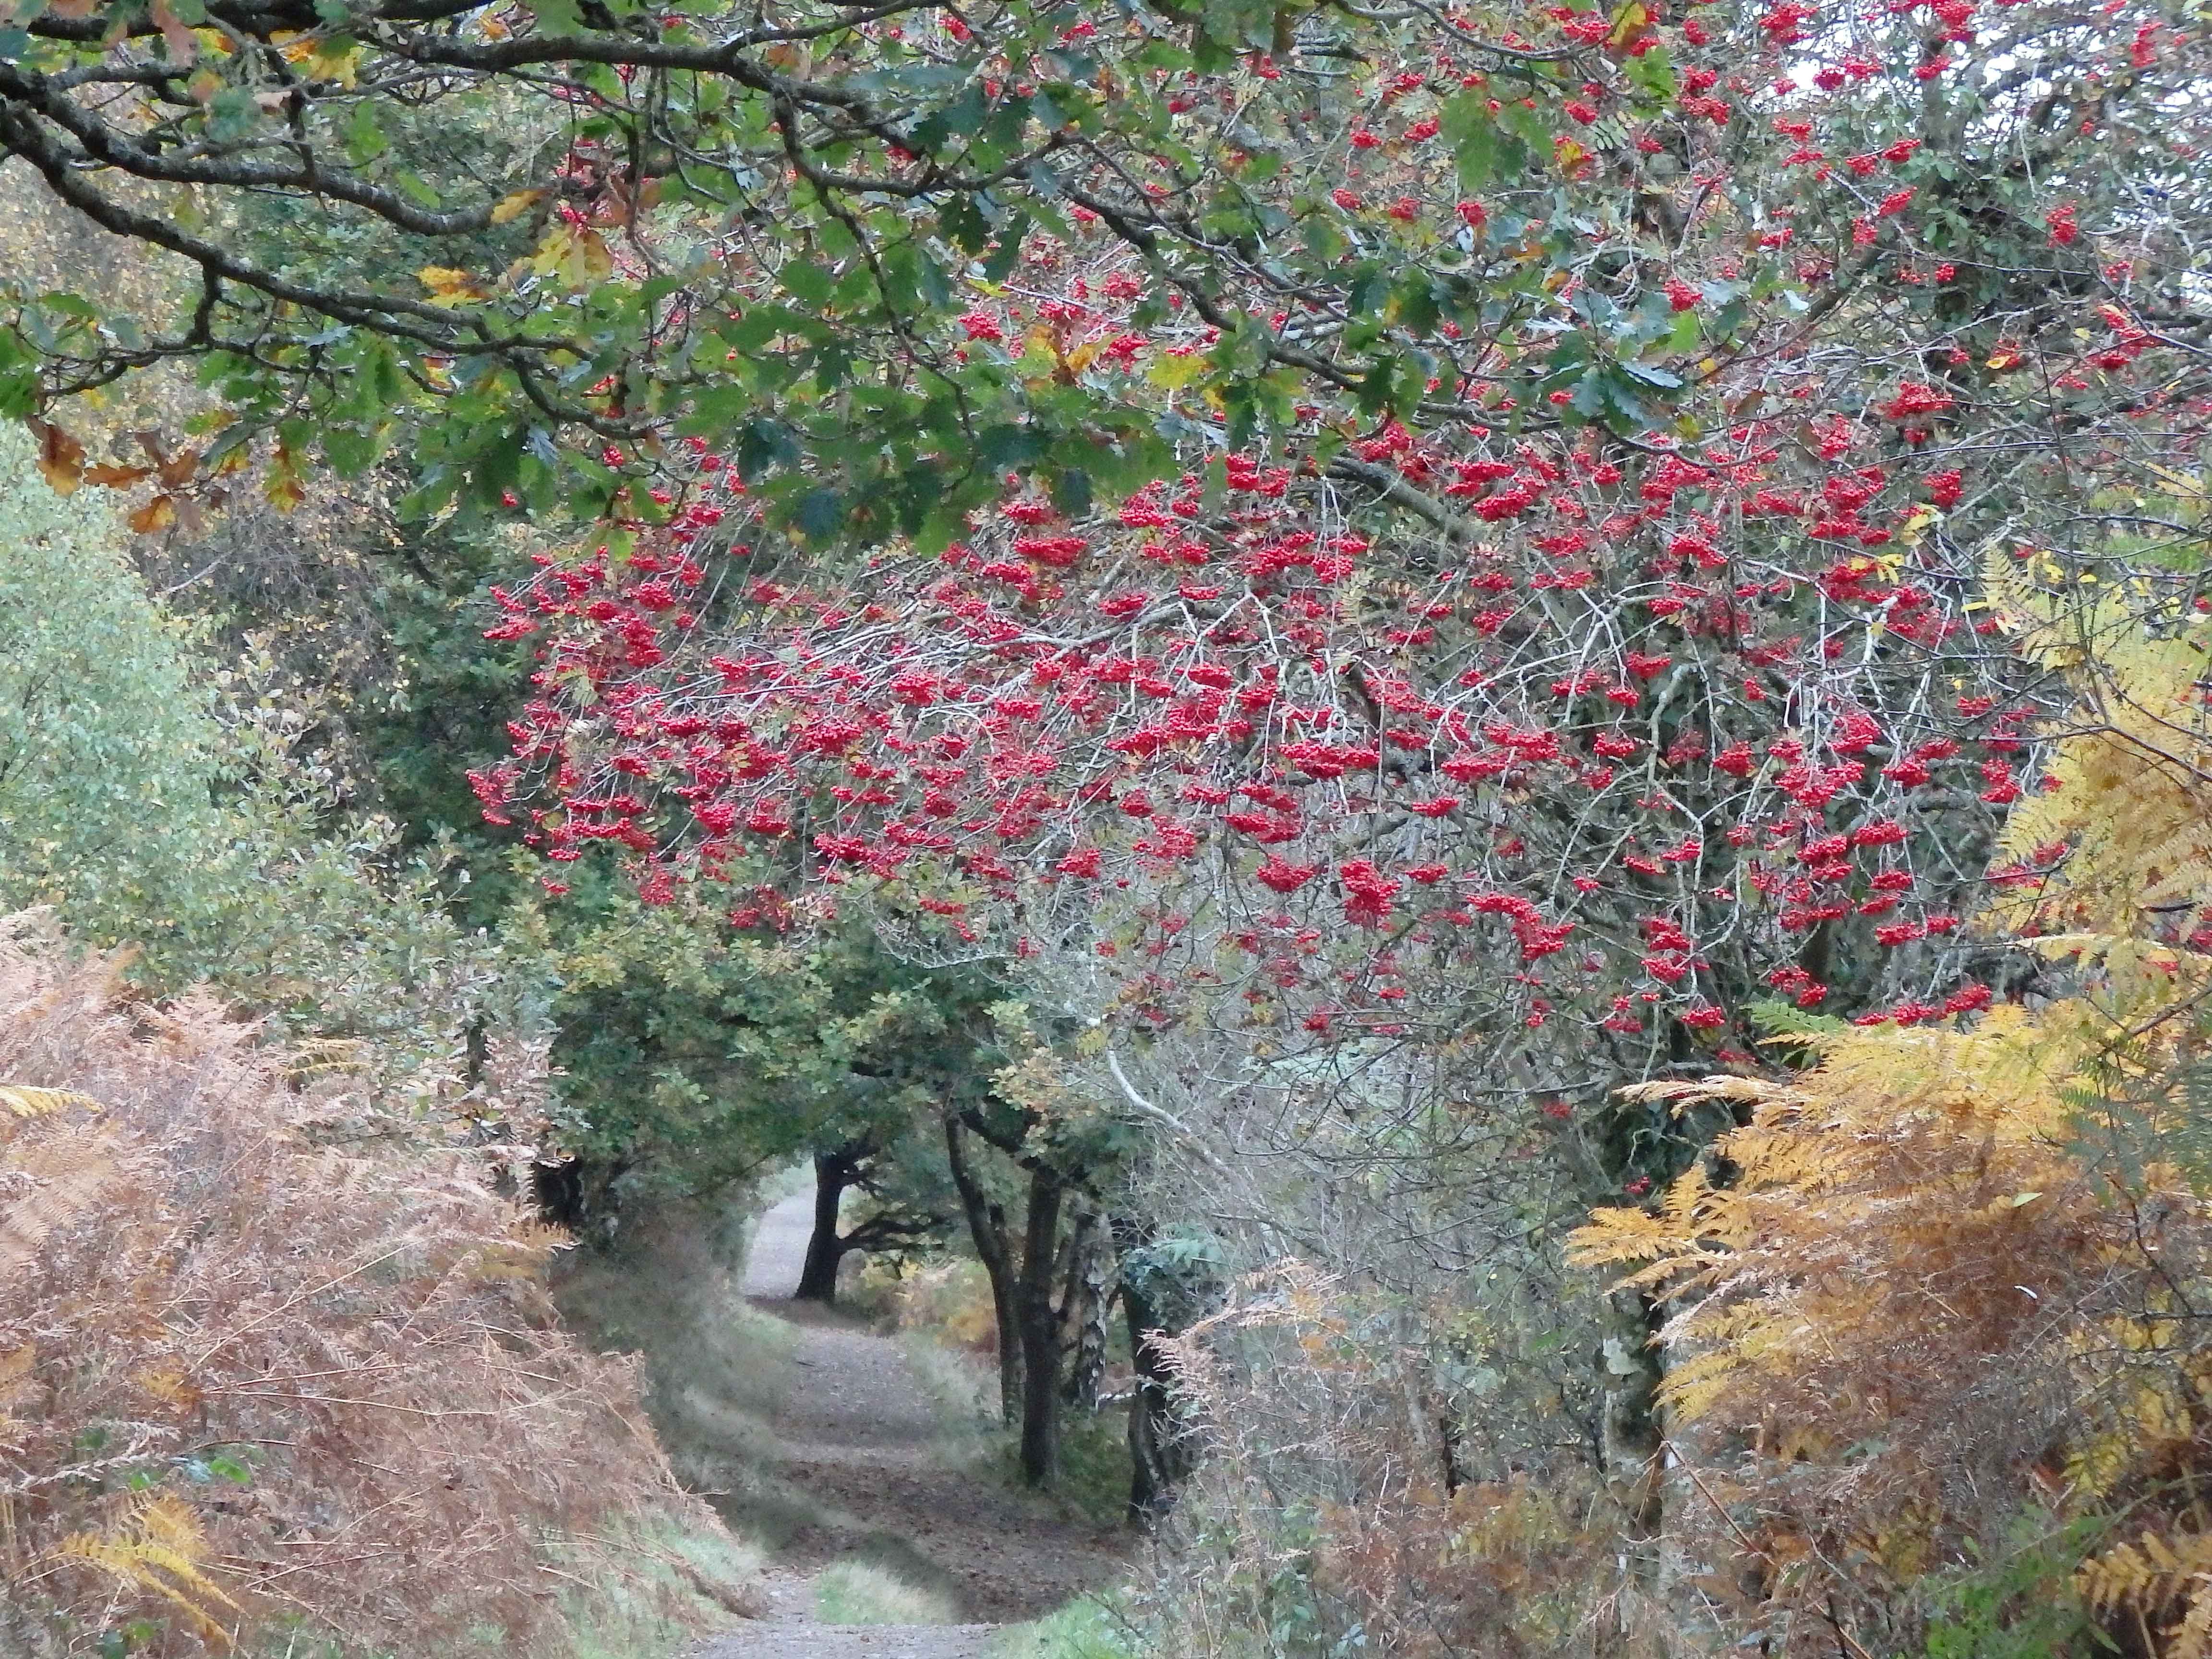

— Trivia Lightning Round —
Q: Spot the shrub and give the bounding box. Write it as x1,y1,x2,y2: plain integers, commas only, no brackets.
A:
0,423,228,940
991,1597,1142,1659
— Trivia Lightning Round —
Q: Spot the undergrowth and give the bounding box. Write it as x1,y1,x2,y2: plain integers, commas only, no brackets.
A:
0,925,755,1659
556,1515,766,1659
990,1596,1143,1659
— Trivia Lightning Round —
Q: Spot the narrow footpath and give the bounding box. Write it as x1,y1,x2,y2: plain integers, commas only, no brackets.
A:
690,1195,1124,1659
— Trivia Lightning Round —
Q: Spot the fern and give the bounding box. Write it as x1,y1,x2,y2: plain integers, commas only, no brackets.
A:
0,1084,99,1128
58,1495,240,1648
1744,999,1849,1040
0,1127,120,1277
1566,596,2212,1653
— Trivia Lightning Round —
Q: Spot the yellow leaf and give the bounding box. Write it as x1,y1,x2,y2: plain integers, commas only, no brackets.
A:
305,38,362,85
1554,136,1587,175
490,188,545,225
1148,351,1208,393
1898,503,1942,546
1606,0,1649,50
2144,462,2205,503
418,264,491,304
528,223,614,289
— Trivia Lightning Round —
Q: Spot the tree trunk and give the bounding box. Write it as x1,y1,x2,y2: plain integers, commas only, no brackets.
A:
1013,1163,1066,1486
944,1115,1023,1426
794,1147,861,1305
1599,1287,1666,1537
1123,1269,1190,1522
1058,1202,1112,1411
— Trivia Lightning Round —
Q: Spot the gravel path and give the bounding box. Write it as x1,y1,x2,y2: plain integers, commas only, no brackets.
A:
689,1195,1124,1659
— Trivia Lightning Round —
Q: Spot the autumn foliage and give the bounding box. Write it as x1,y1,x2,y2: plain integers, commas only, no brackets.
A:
0,922,738,1657
1574,596,2212,1652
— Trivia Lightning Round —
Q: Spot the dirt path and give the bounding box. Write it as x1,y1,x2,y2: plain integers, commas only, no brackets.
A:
689,1196,1124,1659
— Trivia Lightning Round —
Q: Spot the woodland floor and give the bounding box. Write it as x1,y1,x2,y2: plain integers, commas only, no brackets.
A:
685,1195,1126,1659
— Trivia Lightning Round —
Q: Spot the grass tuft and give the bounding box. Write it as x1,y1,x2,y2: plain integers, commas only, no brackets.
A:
813,1561,963,1625
558,1512,767,1659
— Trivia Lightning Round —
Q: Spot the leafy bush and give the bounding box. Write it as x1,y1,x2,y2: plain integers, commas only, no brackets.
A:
0,422,227,939
851,1257,999,1357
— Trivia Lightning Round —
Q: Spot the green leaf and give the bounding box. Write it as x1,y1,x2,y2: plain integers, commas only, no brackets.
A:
394,169,442,210
0,330,37,420
793,486,844,540
523,0,581,32
1442,94,1497,190
1049,465,1093,518
977,424,1042,469
343,101,387,164
779,261,836,307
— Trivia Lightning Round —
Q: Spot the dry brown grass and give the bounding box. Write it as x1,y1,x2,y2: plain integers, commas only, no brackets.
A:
0,918,752,1657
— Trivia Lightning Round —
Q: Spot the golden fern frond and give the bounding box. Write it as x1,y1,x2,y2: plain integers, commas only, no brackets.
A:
1565,1204,1680,1267
2172,1583,2212,1659
0,1085,100,1126
0,1129,120,1276
1617,1075,1789,1113
279,1037,368,1082
2078,1525,2212,1649
57,1494,240,1647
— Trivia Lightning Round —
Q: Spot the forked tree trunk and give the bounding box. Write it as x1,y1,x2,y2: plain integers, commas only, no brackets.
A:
943,1114,1075,1483
793,1146,864,1305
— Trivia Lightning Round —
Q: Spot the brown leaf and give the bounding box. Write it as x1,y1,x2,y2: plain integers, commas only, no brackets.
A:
157,448,200,489
150,0,197,64
29,420,86,494
127,494,178,535
83,463,155,488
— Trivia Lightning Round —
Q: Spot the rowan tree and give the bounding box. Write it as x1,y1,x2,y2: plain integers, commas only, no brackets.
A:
4,0,2209,1560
